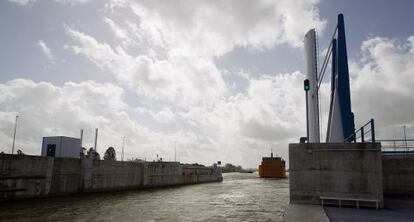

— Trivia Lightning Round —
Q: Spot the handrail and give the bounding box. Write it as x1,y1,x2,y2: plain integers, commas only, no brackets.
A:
344,118,375,143
378,139,414,152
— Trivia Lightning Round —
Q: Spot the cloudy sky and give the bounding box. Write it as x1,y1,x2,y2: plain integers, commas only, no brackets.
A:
1,0,414,168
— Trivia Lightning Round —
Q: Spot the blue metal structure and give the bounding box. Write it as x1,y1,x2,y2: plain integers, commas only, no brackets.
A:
336,14,355,142
325,14,355,142
305,14,357,143
305,13,379,144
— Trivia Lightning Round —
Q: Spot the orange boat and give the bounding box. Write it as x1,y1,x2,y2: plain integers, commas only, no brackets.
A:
258,152,286,178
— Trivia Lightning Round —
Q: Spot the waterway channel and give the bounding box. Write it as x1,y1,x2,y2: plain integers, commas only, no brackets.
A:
0,173,289,222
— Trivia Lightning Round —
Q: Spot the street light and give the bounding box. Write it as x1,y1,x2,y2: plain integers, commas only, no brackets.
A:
11,115,19,154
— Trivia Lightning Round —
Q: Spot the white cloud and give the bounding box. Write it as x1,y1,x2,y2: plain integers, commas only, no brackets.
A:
59,0,326,166
3,0,414,169
65,0,325,107
108,0,326,55
0,79,237,165
174,71,307,166
0,79,133,156
9,0,93,6
65,27,228,107
0,70,308,168
103,17,137,47
2,0,330,167
151,108,176,124
37,40,54,61
54,0,93,5
350,36,414,139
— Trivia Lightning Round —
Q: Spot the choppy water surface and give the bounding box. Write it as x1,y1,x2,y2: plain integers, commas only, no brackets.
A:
0,173,289,222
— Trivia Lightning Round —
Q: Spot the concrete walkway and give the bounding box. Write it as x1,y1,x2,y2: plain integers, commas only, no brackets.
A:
324,196,414,222
282,204,329,222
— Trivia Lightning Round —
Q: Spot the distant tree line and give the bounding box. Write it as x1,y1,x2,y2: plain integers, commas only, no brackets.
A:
221,163,255,173
0,149,25,155
103,147,116,161
79,146,116,161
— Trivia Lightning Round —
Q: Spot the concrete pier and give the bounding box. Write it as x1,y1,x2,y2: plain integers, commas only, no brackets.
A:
0,154,222,201
382,153,414,195
282,204,329,222
289,143,383,206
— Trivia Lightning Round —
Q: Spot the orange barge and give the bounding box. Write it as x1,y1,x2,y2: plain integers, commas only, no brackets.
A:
258,152,286,178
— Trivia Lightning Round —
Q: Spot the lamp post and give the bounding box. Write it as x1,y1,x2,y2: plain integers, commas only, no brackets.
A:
304,80,310,142
121,136,125,161
11,115,19,154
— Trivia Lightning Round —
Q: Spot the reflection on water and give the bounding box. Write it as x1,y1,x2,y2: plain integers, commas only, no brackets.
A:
0,173,289,222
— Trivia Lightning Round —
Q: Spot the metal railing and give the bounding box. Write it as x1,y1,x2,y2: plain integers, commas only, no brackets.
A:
344,119,375,143
378,139,414,153
343,118,413,153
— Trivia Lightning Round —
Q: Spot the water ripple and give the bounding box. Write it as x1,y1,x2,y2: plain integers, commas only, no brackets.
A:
0,173,289,222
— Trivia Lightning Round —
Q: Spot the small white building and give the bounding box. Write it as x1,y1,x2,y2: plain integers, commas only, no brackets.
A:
41,136,81,158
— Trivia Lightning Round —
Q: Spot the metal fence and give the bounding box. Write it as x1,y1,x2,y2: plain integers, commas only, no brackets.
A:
378,139,414,153
341,118,414,153
345,119,375,143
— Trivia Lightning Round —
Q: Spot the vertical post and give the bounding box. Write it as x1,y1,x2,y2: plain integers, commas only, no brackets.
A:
304,79,310,142
360,127,364,143
403,125,408,152
174,141,177,162
304,29,320,143
306,90,309,142
121,136,125,161
370,119,375,143
394,140,396,152
11,115,19,154
80,129,84,151
94,128,98,152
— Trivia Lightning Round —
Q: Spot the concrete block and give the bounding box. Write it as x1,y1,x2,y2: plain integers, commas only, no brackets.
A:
382,154,414,195
289,143,383,206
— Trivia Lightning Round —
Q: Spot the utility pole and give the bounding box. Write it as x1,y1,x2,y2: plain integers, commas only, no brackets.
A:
174,141,177,162
304,80,310,142
94,128,98,152
121,136,126,161
80,129,84,154
11,115,19,154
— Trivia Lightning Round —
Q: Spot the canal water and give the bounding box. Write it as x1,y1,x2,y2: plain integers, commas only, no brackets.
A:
0,173,289,222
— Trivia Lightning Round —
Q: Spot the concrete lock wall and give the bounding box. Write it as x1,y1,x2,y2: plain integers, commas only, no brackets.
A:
0,155,49,200
182,166,216,184
382,154,414,195
144,162,182,187
0,154,221,201
85,159,144,192
50,158,81,195
289,143,383,205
